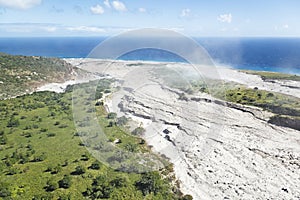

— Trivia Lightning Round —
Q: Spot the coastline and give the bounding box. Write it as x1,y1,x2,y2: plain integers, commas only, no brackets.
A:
35,58,300,199
38,58,299,98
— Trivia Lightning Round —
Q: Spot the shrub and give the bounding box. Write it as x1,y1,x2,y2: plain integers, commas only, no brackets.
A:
132,127,145,136
58,175,72,189
0,182,11,197
135,172,165,196
116,116,128,126
0,136,7,145
90,161,101,170
124,143,138,152
7,117,19,127
47,133,56,137
73,165,86,175
33,154,47,162
107,112,117,119
110,175,129,188
45,179,58,192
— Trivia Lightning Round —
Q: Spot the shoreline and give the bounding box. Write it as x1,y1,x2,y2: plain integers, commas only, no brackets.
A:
31,58,300,199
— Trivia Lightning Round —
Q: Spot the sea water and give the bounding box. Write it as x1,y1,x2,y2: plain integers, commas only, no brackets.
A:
0,37,299,75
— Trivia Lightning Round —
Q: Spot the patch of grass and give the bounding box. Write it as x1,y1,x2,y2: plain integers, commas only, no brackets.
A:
190,79,300,130
241,70,300,81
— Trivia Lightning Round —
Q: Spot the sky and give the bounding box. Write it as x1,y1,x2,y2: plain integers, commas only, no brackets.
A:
0,0,300,37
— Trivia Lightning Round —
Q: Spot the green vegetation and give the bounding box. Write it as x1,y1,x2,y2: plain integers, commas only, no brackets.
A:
222,86,300,116
0,53,77,99
152,66,300,130
241,70,300,81
0,81,189,199
191,80,300,130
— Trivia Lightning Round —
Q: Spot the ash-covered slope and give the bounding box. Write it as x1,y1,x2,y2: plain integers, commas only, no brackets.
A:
72,59,300,200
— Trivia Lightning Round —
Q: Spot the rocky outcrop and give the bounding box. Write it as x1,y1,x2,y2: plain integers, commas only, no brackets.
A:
269,115,300,131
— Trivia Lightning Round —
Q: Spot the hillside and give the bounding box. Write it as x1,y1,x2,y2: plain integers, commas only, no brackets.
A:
0,54,192,199
0,83,190,199
0,53,77,99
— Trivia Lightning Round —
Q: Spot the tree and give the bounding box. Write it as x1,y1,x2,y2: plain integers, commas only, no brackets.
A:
51,165,62,174
73,165,86,175
124,143,138,152
32,153,46,162
132,127,145,136
58,175,72,189
90,161,101,170
116,116,128,126
135,172,165,196
110,175,129,188
58,193,72,200
85,175,113,199
107,112,117,119
0,182,11,198
7,117,19,127
45,178,58,192
0,135,7,145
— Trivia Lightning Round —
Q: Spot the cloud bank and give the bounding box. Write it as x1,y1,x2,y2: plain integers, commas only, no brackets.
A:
0,0,41,10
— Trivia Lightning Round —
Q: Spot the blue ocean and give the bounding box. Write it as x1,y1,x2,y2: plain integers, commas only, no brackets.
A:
0,37,299,75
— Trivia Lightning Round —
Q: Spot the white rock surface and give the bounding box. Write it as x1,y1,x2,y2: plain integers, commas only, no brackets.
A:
68,59,300,200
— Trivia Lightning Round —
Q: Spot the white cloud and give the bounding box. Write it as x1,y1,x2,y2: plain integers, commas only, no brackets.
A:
42,26,57,32
0,23,59,33
138,7,146,13
0,0,41,9
104,0,110,8
90,4,104,15
67,26,105,33
180,8,190,17
283,24,289,29
218,13,232,23
112,1,127,12
275,24,290,31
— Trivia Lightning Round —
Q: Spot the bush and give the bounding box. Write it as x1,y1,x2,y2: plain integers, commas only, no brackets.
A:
47,133,56,137
51,165,62,174
116,116,128,126
107,112,117,119
110,175,129,188
135,172,165,196
85,175,113,199
132,127,145,136
90,161,101,170
7,117,19,127
72,165,86,175
58,193,72,200
0,135,7,145
58,175,72,189
45,179,58,192
0,182,11,197
124,143,138,152
33,153,47,162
